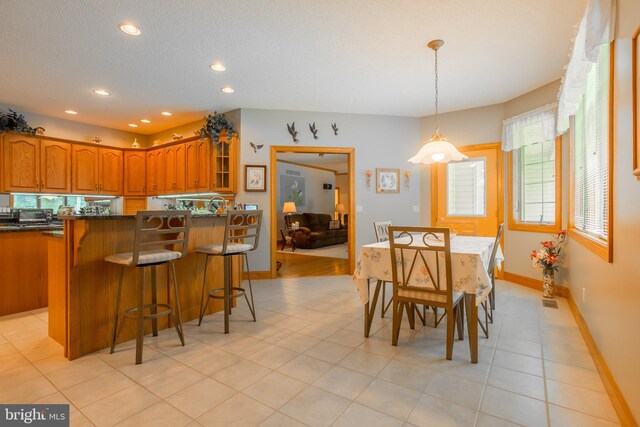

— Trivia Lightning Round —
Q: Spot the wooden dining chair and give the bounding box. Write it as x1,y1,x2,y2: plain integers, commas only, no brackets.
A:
373,221,393,317
488,223,504,317
388,226,465,360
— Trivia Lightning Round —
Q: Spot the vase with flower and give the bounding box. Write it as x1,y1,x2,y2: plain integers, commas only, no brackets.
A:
530,230,567,298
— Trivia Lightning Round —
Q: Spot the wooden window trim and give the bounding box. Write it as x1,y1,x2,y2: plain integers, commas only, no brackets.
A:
507,136,562,233
633,26,640,180
568,42,614,263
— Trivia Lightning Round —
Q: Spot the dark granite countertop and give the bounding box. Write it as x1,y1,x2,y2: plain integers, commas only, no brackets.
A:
42,230,64,238
58,213,227,220
0,224,64,233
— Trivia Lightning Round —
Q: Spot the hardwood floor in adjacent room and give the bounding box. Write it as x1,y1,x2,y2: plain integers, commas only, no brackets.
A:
276,252,350,278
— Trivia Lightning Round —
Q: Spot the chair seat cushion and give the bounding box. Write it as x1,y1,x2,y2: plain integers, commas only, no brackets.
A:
196,243,253,255
398,289,464,305
105,249,182,266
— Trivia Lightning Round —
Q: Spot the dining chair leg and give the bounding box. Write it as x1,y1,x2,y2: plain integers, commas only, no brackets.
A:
433,307,438,328
150,266,158,337
455,302,464,340
110,267,125,354
408,303,416,330
381,283,386,318
170,262,185,346
445,307,455,360
135,268,145,365
198,255,210,326
392,300,402,346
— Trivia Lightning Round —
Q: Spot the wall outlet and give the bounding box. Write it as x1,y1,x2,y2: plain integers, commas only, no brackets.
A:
582,288,586,303
355,205,363,213
412,205,420,213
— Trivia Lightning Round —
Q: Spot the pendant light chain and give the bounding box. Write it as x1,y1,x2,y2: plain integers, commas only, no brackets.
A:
434,47,439,133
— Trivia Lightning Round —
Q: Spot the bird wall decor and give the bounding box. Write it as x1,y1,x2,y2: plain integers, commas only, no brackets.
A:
287,122,299,143
309,122,318,139
249,141,264,153
331,123,338,135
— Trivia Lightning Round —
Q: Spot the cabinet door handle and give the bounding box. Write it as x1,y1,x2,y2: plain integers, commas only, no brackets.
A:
95,184,98,191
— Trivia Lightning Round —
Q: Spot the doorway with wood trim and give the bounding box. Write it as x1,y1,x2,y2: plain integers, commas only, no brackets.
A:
430,142,504,239
270,146,355,278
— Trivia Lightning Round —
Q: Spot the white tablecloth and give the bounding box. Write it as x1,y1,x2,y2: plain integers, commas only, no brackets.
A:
352,235,504,305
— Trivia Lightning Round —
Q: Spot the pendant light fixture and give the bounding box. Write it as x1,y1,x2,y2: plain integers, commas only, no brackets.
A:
408,40,467,164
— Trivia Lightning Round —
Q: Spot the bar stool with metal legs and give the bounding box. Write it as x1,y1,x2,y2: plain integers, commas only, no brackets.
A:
105,210,192,364
196,210,262,333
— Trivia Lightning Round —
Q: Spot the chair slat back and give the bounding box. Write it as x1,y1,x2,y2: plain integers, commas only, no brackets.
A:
487,223,504,278
373,221,392,242
220,210,263,254
132,210,192,265
388,226,453,303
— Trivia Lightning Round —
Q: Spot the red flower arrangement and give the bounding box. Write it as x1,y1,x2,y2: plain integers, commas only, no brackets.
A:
531,230,567,272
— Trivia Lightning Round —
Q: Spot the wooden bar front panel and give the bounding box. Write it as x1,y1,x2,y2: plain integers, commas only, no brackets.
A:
65,216,241,360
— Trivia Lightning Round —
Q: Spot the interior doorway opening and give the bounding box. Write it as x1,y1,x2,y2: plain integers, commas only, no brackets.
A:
270,146,355,278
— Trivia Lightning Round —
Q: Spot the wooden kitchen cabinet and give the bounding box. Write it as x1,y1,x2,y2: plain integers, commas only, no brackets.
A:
124,151,146,196
2,134,41,192
185,139,211,192
71,145,123,195
40,140,71,193
164,143,186,194
2,134,71,193
212,132,237,192
146,148,163,195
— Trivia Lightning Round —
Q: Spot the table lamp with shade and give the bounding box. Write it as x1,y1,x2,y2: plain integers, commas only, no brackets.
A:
283,201,297,228
335,203,345,223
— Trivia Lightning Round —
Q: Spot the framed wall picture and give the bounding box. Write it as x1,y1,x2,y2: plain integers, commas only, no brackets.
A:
633,25,640,180
376,168,400,193
245,165,267,192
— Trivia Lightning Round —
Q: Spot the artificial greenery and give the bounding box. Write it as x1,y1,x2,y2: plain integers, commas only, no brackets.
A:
0,109,37,135
200,112,238,143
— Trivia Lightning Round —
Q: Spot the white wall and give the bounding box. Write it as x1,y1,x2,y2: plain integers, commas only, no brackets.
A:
274,161,336,232
565,0,640,418
0,104,146,148
236,108,422,272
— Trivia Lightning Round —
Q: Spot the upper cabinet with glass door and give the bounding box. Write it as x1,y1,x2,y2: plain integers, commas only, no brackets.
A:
211,130,238,193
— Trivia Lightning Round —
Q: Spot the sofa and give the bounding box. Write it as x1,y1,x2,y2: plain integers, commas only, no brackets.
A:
289,213,348,249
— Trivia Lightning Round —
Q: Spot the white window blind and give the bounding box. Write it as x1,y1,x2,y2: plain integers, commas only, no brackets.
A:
573,43,609,240
512,140,556,224
446,158,486,217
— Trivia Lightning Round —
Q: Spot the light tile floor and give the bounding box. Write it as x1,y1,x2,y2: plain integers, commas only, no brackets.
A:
0,277,620,426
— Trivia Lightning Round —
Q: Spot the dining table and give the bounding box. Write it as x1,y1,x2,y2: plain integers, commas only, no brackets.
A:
352,234,504,363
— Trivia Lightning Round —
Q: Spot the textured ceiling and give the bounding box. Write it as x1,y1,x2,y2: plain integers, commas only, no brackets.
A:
0,0,584,135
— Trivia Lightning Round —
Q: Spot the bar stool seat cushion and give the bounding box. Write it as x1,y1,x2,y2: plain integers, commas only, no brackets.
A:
105,249,182,266
195,243,253,255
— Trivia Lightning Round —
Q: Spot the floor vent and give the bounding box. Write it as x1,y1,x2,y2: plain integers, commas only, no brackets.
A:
542,299,559,309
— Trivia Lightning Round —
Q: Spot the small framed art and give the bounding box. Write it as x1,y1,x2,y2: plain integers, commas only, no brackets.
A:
376,168,400,193
245,165,267,192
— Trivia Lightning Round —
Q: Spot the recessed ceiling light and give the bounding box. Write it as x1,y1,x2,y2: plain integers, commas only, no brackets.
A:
161,111,172,116
93,89,111,96
221,86,234,94
140,119,151,123
128,123,138,128
210,62,226,72
119,23,141,36
64,110,78,115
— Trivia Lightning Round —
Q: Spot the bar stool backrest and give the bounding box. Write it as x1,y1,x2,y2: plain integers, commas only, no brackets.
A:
487,223,504,278
220,210,263,254
373,221,392,242
132,210,192,265
388,226,453,302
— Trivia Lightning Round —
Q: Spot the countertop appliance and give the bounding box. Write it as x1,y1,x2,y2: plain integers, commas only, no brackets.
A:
15,208,54,224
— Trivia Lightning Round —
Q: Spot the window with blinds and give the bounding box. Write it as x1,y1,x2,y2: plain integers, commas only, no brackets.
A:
446,158,486,217
512,139,557,224
572,43,610,241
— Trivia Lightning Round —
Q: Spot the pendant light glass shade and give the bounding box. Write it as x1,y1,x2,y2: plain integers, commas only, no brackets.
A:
409,40,467,164
408,132,467,164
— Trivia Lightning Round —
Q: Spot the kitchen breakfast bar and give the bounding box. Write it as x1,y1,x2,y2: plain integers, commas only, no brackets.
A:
46,214,241,360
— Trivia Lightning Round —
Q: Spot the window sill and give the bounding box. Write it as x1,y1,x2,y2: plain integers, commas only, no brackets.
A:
568,228,612,262
508,220,561,234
